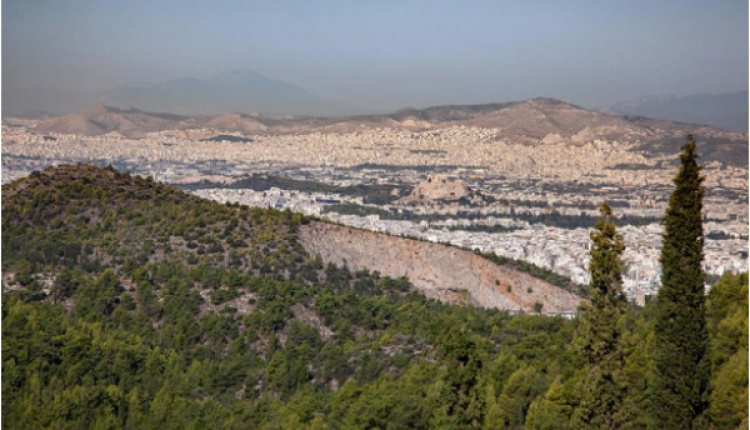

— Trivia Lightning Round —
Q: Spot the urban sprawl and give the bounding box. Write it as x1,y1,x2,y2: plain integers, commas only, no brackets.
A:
3,123,747,304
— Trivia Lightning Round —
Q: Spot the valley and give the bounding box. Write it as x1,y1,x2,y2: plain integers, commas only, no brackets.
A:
3,98,747,302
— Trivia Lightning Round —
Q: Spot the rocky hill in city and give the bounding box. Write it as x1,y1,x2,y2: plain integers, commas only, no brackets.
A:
399,174,482,205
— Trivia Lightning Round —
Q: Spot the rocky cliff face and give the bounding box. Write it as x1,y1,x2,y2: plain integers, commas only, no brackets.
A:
298,221,582,314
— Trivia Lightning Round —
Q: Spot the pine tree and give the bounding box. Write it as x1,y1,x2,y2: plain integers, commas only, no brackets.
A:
652,135,710,429
430,330,485,429
525,376,575,429
572,202,627,428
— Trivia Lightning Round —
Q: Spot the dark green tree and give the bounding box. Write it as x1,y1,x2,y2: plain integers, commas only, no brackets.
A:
706,273,748,429
652,135,710,429
572,203,627,428
430,330,486,429
50,268,76,303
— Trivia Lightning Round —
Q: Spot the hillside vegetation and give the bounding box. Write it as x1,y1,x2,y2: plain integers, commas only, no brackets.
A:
2,164,307,279
2,165,746,429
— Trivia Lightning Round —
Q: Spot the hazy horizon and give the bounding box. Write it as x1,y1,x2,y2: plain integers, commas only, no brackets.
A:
3,0,748,113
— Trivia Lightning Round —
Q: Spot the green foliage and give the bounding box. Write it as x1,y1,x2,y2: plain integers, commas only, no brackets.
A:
2,262,583,429
322,203,659,229
706,273,749,429
429,330,486,429
490,365,548,429
2,164,746,429
13,259,35,286
525,376,576,430
2,164,304,282
571,203,627,429
652,136,711,429
480,251,587,297
533,302,544,314
183,173,408,205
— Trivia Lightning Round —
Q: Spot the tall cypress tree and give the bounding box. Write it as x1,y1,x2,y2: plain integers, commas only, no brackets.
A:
572,202,627,428
652,135,710,429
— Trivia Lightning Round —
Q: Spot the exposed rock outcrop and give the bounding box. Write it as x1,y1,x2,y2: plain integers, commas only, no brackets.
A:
298,221,582,314
399,175,481,205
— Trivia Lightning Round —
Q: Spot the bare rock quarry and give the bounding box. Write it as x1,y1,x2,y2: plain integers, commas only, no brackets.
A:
298,221,582,314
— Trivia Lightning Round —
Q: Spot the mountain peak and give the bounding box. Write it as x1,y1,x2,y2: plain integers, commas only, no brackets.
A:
213,69,271,84
523,97,582,109
80,104,116,116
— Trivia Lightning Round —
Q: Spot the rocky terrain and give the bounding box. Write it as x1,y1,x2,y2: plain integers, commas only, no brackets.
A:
298,221,582,314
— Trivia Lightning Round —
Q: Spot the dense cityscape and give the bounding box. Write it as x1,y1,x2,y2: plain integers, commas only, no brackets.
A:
3,119,747,303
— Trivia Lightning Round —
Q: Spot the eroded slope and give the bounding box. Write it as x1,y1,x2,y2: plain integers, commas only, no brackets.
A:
299,221,582,313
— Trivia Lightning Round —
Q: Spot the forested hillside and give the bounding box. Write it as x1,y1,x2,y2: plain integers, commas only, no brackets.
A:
2,165,746,429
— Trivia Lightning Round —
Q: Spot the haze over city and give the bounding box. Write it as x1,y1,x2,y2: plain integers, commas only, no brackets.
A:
3,0,748,114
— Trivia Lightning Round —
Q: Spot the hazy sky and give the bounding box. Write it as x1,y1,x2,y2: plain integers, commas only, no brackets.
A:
3,0,748,111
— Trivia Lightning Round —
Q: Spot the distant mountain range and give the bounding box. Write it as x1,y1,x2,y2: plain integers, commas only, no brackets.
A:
5,71,747,132
26,97,748,167
602,91,748,133
3,70,361,118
